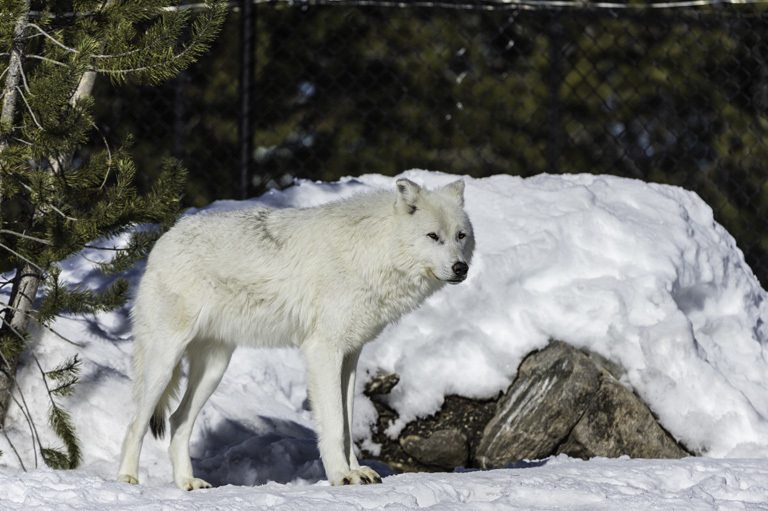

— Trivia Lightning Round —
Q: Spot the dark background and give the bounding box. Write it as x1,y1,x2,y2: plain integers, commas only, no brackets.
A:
88,1,768,284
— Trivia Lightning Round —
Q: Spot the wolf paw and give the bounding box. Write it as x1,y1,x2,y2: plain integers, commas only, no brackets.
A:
117,474,139,485
332,467,383,486
177,477,212,491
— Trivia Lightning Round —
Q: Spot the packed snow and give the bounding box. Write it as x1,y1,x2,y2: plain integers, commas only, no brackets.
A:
2,170,768,509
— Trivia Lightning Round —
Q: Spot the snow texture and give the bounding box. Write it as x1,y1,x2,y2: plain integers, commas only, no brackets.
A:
2,170,768,509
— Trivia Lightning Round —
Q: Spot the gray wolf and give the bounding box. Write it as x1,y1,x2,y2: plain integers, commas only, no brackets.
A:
117,178,474,489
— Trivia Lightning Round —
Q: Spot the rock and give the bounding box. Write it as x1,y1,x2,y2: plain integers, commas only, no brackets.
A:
473,340,688,468
364,373,400,398
362,340,689,474
364,392,496,473
473,340,601,468
400,429,469,469
557,370,688,459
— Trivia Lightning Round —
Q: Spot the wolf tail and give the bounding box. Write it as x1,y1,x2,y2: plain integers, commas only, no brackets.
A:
148,362,182,439
131,330,183,440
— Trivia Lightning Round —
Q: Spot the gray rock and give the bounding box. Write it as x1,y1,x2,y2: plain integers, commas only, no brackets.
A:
473,340,688,468
557,369,688,459
363,392,497,473
400,429,469,469
363,340,689,474
474,340,600,468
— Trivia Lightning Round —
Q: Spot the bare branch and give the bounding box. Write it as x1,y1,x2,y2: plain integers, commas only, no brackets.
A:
0,241,45,273
0,328,44,470
11,391,40,469
82,244,121,251
46,203,79,222
15,86,45,132
24,54,68,68
88,122,114,189
0,229,52,245
18,65,31,95
0,422,27,471
24,23,79,55
42,325,85,349
91,48,143,60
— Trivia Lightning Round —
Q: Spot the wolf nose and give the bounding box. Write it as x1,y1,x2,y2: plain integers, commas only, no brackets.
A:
452,261,468,278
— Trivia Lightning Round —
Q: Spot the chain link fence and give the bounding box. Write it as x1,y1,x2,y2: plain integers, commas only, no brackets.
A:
90,0,768,283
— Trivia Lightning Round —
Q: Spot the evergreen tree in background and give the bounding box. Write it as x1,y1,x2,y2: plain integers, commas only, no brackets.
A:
0,0,226,468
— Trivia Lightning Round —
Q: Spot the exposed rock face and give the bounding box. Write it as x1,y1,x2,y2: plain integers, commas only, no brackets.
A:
362,340,689,473
473,340,601,468
364,373,497,472
555,371,689,460
400,429,469,469
474,341,688,467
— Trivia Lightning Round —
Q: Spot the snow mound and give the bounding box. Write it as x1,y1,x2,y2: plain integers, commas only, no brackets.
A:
357,171,768,457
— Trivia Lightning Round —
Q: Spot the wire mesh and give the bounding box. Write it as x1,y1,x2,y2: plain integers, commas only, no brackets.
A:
90,1,768,284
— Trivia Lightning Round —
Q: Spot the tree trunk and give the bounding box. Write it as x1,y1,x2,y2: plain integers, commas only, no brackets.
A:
0,4,27,136
0,265,42,422
0,4,99,426
0,0,31,427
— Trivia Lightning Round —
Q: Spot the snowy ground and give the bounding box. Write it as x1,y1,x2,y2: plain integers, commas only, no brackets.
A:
3,456,768,510
2,170,768,509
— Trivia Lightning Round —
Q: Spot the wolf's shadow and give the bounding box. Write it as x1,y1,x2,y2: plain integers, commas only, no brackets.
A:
190,416,325,487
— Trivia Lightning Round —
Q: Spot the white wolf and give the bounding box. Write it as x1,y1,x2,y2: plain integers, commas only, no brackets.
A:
117,178,474,489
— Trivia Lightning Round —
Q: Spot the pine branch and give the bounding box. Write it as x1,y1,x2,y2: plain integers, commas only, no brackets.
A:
45,356,81,398
34,355,81,469
0,303,85,348
92,228,162,276
37,267,130,326
94,0,227,85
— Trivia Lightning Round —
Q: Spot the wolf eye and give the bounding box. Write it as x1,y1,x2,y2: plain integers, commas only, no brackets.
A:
427,232,439,241
457,232,466,240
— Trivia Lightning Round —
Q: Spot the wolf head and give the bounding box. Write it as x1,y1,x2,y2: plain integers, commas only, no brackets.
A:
395,178,475,285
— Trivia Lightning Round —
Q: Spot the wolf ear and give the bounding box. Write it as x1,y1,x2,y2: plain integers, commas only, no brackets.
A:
396,178,422,215
441,180,465,206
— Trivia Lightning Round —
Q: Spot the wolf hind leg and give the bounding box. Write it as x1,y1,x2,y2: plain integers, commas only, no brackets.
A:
169,341,234,491
117,332,189,485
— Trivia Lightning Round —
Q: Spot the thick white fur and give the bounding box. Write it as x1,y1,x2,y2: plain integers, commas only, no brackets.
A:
117,179,474,489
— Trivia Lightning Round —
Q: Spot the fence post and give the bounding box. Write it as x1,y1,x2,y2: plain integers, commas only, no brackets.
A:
548,12,563,174
239,0,255,199
173,71,189,161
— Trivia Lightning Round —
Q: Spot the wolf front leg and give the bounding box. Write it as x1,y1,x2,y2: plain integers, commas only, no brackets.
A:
303,339,379,485
342,348,381,484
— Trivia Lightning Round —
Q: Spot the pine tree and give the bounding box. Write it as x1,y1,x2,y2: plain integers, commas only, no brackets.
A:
0,0,226,468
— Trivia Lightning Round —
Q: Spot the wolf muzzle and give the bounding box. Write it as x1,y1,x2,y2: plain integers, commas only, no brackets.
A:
451,261,469,282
